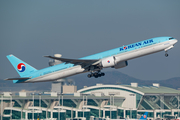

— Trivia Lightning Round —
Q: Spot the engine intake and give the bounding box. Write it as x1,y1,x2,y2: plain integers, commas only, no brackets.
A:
101,56,115,68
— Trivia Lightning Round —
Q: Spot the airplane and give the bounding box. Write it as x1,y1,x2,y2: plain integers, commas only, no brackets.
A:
5,37,178,83
126,112,148,120
138,112,148,120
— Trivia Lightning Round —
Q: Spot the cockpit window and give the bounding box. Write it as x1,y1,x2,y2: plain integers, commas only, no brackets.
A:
169,37,174,40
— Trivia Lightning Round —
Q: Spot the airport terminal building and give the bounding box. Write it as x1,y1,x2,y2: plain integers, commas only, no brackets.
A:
0,83,180,120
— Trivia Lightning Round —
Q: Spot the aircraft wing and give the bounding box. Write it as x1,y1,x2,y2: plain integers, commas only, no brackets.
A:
44,56,100,66
5,77,31,80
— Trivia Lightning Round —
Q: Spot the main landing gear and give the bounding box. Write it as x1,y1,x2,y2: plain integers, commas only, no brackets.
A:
87,72,105,78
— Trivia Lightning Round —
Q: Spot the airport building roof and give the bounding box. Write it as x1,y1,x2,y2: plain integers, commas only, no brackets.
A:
123,85,180,95
77,83,180,95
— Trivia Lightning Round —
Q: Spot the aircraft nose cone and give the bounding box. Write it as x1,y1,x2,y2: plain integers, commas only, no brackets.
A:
174,39,178,44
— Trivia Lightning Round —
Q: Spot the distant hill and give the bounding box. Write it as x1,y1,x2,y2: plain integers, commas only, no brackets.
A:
0,71,180,92
70,71,140,89
0,79,51,92
70,71,180,89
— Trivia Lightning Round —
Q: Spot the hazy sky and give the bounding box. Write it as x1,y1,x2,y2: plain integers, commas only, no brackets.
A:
0,0,180,81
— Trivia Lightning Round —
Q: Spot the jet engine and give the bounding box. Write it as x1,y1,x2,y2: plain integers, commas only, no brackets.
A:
101,56,116,68
49,54,63,66
100,56,128,69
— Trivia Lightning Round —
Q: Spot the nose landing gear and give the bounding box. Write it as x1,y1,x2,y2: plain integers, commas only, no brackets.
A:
165,52,168,57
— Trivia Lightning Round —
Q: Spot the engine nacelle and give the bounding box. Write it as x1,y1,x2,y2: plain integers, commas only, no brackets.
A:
101,56,115,68
49,54,63,66
114,61,128,69
101,56,128,69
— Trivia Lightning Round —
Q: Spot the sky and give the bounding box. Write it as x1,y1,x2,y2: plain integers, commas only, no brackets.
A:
0,0,180,81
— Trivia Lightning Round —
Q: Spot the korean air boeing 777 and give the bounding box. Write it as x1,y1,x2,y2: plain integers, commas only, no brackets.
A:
5,37,178,83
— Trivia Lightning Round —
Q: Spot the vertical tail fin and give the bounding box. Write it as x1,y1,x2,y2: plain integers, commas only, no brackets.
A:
7,54,37,77
139,112,148,120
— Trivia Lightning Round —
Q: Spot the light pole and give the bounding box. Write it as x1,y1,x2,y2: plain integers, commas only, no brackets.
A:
58,93,61,120
160,94,164,119
21,100,22,120
109,93,115,119
129,94,135,119
10,93,12,120
178,94,179,118
83,95,84,118
61,94,63,119
109,95,112,119
86,95,87,110
110,94,112,119
71,107,73,119
82,93,89,119
113,95,114,106
32,92,34,120
99,99,101,118
39,93,42,119
110,95,112,119
1,93,4,120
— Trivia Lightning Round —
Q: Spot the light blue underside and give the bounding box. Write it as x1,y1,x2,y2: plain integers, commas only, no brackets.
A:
8,37,172,83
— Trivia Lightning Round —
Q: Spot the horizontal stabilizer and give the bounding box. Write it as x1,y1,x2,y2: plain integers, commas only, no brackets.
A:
5,77,31,80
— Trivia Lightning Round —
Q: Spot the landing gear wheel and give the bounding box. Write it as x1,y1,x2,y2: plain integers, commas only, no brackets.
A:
94,73,98,77
87,71,105,78
87,74,92,78
94,74,98,78
101,73,105,76
165,53,168,57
